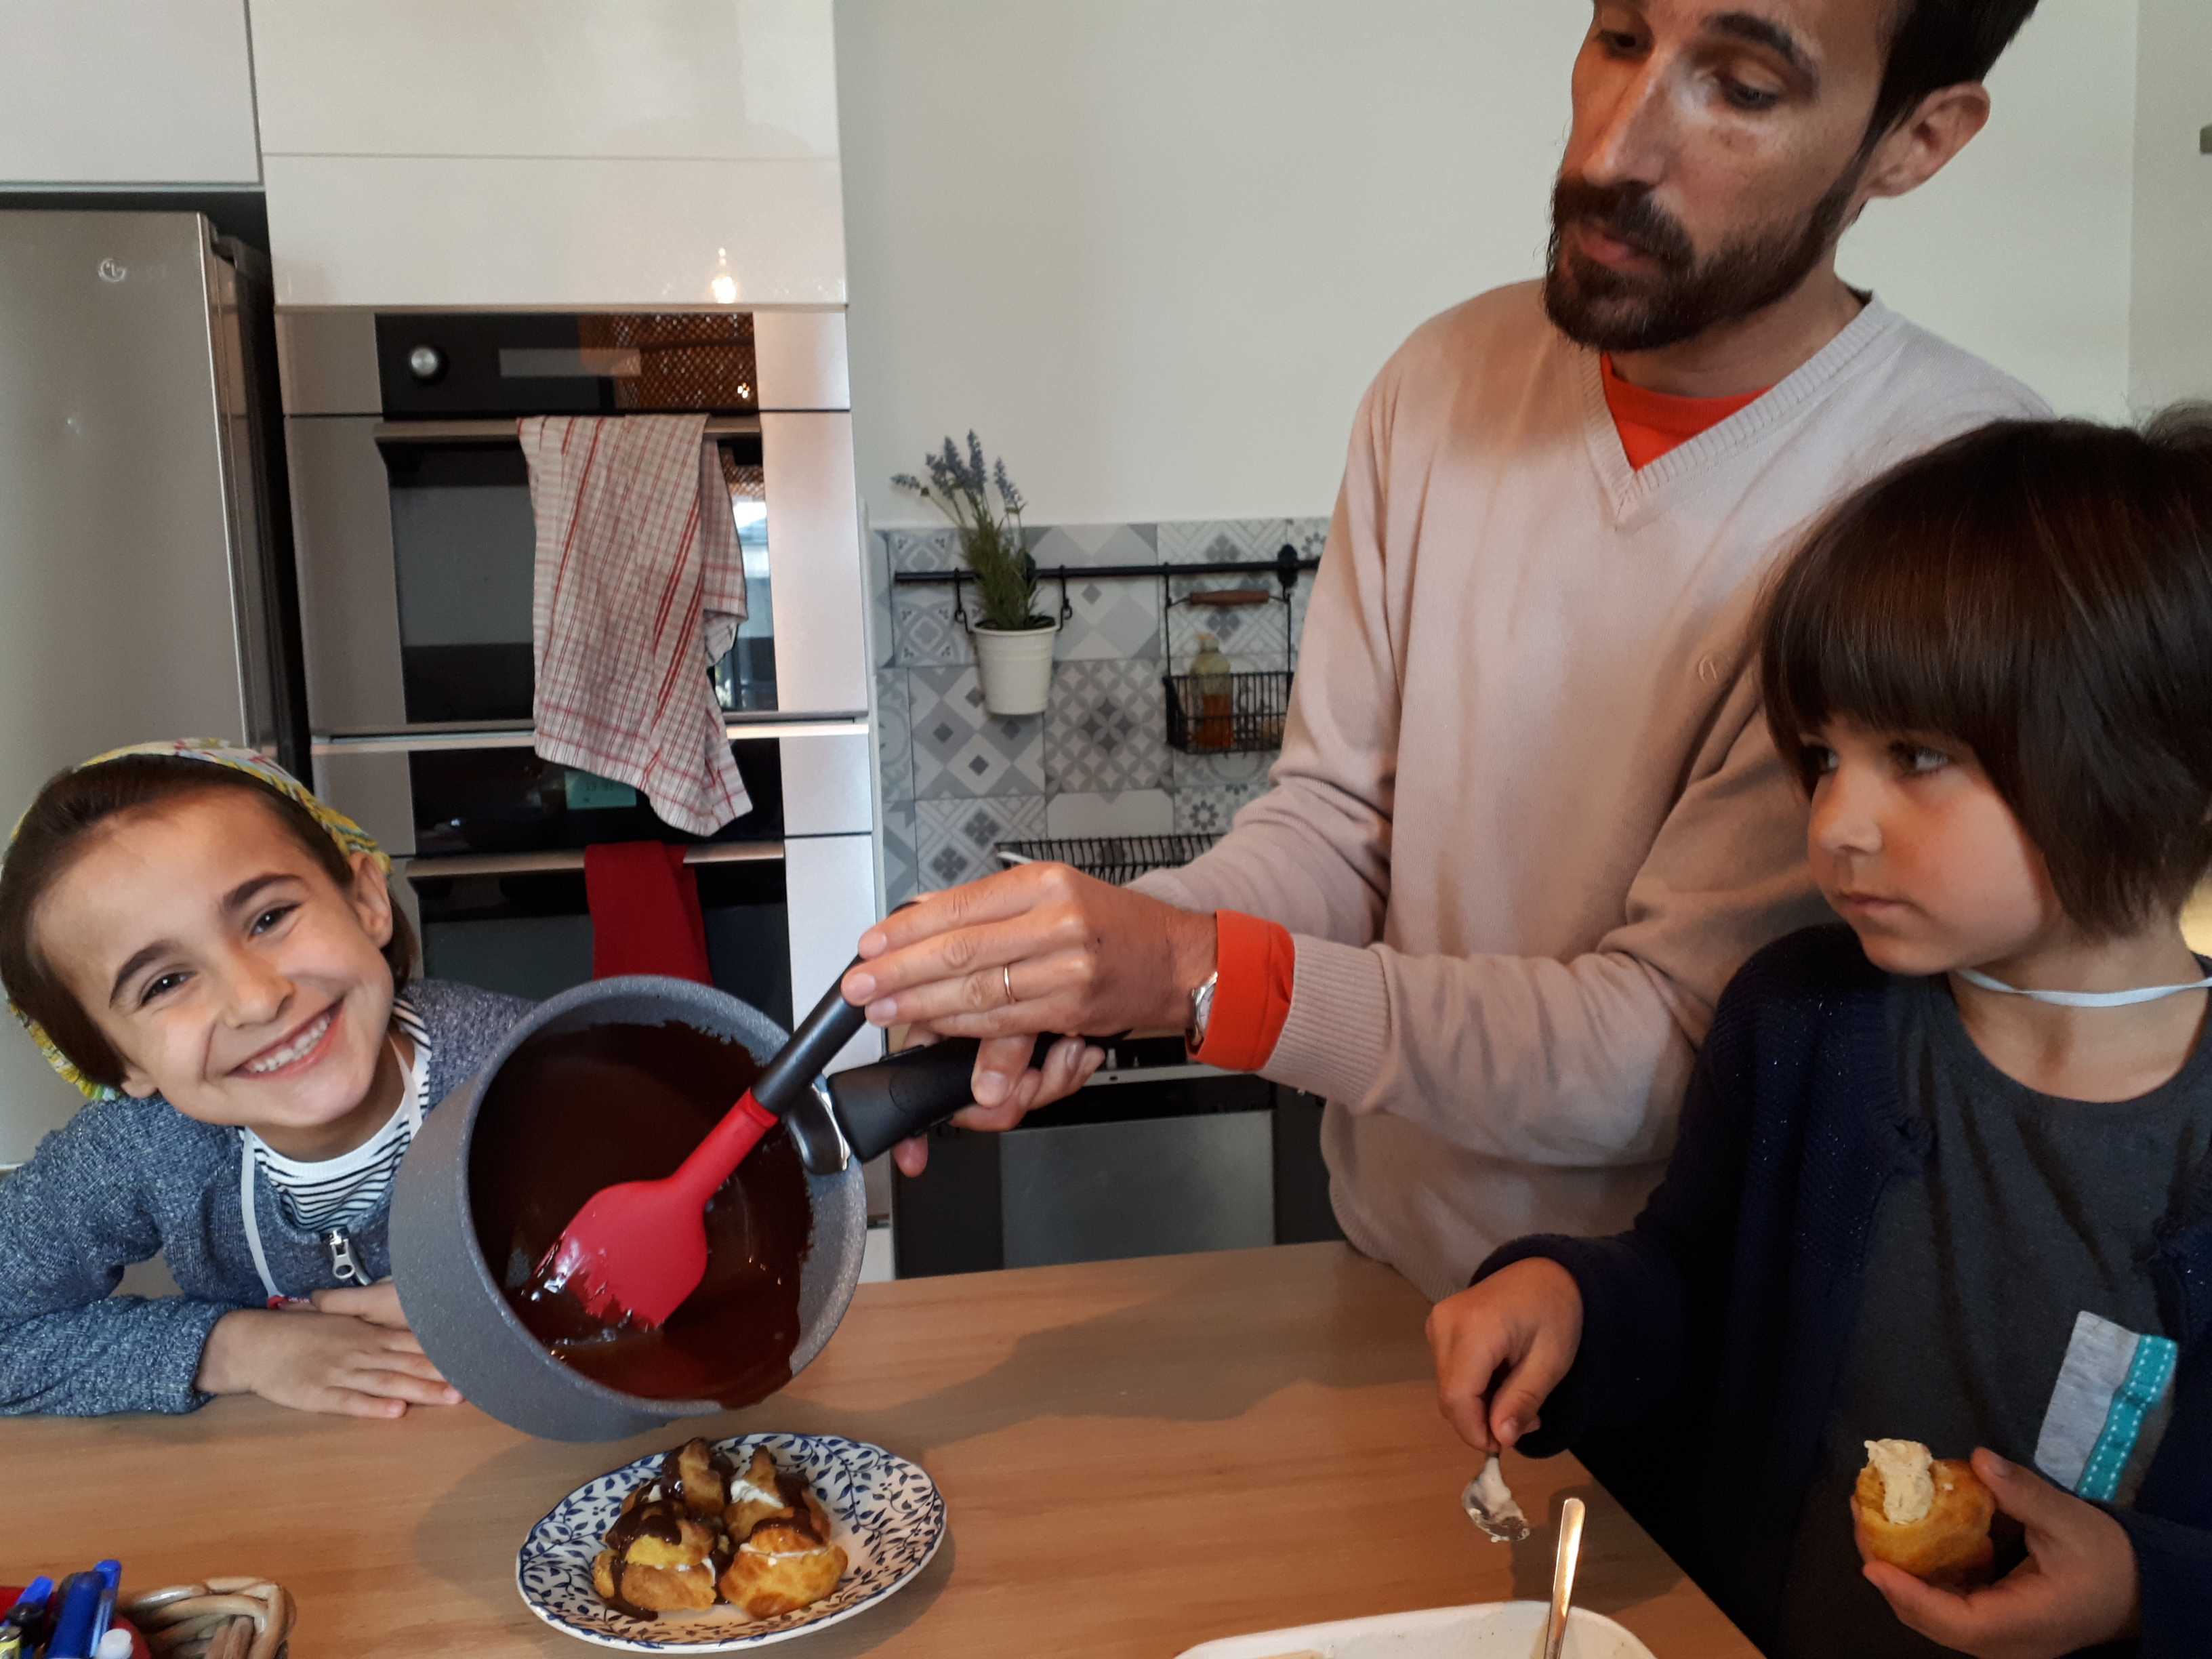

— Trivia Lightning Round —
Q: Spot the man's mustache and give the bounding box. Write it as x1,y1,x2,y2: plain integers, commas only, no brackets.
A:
1551,177,1696,273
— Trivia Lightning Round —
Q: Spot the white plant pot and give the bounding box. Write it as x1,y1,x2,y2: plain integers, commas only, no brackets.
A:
970,621,1060,716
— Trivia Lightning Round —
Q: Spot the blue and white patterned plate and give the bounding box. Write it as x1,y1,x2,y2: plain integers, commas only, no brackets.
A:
516,1433,946,1651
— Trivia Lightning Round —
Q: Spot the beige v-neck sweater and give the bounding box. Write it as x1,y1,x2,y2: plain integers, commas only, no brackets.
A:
1135,283,2046,1302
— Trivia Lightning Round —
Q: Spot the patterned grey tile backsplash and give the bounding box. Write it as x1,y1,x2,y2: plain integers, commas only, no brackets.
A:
874,516,1328,905
910,665,1047,800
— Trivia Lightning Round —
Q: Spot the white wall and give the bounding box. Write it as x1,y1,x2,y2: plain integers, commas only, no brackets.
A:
839,0,2143,529
0,0,260,186
2129,0,2212,410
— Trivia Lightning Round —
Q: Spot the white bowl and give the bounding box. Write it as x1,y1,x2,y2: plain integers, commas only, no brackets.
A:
1174,1601,1658,1659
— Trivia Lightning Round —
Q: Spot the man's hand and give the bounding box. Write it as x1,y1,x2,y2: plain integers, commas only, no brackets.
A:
844,865,1216,1172
196,1277,463,1418
1425,1258,1584,1456
1864,1450,2139,1659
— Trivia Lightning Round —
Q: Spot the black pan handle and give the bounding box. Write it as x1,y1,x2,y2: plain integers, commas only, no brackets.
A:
827,1034,1061,1163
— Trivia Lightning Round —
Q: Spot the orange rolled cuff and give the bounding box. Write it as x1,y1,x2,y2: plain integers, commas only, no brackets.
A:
1191,909,1296,1073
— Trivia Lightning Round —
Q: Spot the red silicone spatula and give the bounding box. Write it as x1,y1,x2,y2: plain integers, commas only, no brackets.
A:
536,966,872,1328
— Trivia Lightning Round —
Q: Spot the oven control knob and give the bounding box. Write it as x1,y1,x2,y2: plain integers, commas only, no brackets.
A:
407,344,445,382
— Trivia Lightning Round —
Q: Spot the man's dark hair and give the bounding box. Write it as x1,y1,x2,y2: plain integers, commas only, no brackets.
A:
0,757,417,1089
1761,409,2212,938
1871,0,2041,138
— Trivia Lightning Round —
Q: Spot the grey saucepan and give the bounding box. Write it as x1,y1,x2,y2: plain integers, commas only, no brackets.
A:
391,972,1022,1441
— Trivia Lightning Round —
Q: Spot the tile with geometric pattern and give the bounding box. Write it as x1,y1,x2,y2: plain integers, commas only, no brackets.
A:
911,665,1048,799
1044,657,1170,794
874,668,914,804
1170,744,1276,787
917,794,1046,891
1174,780,1273,837
880,799,921,908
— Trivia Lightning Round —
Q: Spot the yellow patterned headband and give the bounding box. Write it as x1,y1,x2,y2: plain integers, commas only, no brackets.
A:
5,739,388,1100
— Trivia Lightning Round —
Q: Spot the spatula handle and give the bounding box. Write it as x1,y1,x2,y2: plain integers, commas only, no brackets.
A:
752,957,872,1118
828,1034,1060,1162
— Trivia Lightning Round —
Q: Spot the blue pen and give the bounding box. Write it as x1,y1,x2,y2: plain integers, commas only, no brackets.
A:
89,1561,121,1649
45,1570,104,1659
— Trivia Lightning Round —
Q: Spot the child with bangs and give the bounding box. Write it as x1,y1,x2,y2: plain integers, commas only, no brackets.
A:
0,743,529,1418
1426,415,2212,1658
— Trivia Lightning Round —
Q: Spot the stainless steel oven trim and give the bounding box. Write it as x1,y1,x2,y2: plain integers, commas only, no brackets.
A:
370,415,764,445
402,842,785,879
312,715,868,755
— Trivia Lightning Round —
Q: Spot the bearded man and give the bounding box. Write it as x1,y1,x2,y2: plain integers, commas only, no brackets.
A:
843,0,2049,1302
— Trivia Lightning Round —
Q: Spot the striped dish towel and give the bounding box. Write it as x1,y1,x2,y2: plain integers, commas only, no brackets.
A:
520,414,752,836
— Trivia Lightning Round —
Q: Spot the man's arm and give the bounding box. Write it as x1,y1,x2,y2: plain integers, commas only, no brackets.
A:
1149,665,1826,1166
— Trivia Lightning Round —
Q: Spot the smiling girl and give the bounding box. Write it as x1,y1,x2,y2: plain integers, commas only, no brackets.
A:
1425,413,2212,1658
0,743,529,1417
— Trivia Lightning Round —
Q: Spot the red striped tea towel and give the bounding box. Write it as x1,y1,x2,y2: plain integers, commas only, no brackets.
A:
520,414,752,836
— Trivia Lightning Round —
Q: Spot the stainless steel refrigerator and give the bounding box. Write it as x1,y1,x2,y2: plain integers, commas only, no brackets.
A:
0,210,300,1162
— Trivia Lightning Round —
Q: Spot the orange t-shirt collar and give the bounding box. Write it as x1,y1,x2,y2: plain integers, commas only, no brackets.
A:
1601,354,1769,471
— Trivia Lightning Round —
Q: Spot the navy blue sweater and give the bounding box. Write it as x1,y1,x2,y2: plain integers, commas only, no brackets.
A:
0,979,530,1416
1481,926,2212,1658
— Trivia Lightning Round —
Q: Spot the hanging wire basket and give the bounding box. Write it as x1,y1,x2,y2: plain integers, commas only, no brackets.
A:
1163,669,1291,754
994,834,1219,886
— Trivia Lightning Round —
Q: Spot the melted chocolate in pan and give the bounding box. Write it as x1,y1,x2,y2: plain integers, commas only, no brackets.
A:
468,1021,813,1406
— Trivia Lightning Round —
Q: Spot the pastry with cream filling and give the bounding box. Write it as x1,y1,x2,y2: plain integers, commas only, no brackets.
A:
591,1442,846,1622
721,1519,850,1620
592,1486,731,1616
1851,1439,1996,1585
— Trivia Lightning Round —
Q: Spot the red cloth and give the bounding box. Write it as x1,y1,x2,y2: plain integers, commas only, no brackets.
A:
1601,354,1769,470
585,841,713,983
520,413,753,836
1191,909,1297,1072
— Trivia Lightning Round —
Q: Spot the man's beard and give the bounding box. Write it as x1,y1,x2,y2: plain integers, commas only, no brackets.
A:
1542,162,1862,354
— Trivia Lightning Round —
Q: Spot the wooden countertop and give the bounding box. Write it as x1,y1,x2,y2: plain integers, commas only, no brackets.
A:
2,1244,1757,1657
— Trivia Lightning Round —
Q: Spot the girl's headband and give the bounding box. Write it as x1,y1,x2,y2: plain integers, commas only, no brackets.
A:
5,739,388,1101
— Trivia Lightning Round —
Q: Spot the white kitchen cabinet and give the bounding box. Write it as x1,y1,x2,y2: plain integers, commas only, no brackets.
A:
0,0,259,186
249,0,846,308
250,0,838,162
260,155,843,309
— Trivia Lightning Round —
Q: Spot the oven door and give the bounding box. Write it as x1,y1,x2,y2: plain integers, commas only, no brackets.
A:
282,309,864,735
375,419,775,724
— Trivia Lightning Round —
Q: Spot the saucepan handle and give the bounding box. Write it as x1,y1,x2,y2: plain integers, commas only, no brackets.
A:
827,1034,1061,1163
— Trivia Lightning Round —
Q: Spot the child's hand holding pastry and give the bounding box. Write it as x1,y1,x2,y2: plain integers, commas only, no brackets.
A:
1863,1450,2139,1659
195,1277,464,1418
1425,1258,1584,1455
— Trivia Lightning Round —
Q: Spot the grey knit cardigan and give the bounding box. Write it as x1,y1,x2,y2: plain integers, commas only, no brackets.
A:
0,979,531,1415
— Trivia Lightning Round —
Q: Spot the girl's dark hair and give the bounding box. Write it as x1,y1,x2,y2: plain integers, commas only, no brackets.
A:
1762,409,2212,938
1871,1,2041,140
0,757,416,1089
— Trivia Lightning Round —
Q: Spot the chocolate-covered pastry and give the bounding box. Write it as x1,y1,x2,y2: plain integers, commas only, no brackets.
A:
592,1484,729,1616
592,1443,846,1622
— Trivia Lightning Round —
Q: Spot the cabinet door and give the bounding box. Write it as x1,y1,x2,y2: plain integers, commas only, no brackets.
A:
250,0,846,308
0,0,258,186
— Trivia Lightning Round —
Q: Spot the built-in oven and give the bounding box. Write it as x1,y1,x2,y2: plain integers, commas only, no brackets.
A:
273,306,879,1071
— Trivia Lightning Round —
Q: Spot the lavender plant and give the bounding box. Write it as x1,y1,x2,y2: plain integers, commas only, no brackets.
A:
893,434,1048,630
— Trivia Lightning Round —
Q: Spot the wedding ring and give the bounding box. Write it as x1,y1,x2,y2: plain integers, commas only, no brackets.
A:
1002,964,1016,1006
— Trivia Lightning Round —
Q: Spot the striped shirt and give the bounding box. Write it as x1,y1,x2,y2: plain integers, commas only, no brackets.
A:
243,1000,431,1233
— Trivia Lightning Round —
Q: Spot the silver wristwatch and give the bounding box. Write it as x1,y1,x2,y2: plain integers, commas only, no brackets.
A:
1186,970,1220,1052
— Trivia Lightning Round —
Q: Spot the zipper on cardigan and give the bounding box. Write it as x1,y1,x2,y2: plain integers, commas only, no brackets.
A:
325,1229,367,1284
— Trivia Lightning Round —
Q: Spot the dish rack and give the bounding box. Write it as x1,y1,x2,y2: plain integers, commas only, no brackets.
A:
994,834,1219,886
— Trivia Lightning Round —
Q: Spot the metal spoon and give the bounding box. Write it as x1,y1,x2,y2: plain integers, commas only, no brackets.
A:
1459,1454,1530,1543
1542,1496,1588,1659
